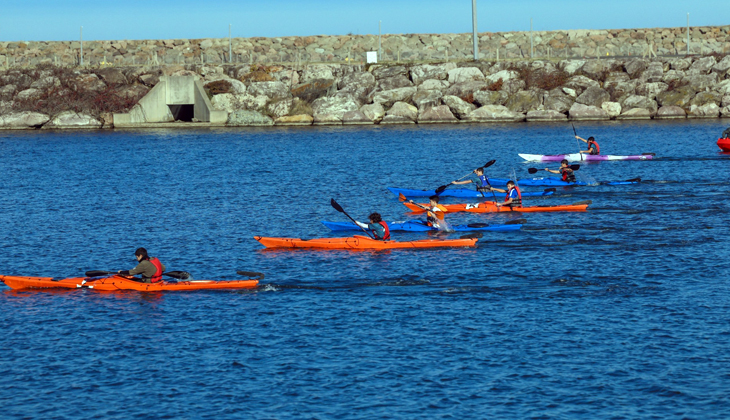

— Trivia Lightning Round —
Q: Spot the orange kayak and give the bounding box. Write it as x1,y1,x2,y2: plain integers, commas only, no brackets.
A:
254,235,478,249
0,274,259,291
403,201,589,214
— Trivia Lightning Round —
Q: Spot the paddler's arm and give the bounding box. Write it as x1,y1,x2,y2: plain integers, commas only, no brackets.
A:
489,187,507,193
407,199,429,210
496,197,514,208
450,179,473,185
355,221,369,229
575,135,588,143
545,168,561,174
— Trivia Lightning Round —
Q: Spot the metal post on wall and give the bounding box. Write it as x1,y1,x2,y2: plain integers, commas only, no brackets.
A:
686,13,690,55
229,24,232,63
378,21,382,61
80,26,84,66
471,0,478,61
530,18,534,58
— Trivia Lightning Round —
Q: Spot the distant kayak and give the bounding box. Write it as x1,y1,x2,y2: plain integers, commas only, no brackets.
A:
0,274,259,291
480,177,641,187
519,153,654,162
254,235,478,249
718,138,730,152
387,187,554,198
321,220,522,232
403,201,589,214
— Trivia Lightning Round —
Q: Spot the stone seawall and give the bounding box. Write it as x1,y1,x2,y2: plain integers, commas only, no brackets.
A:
1,54,730,129
1,26,730,68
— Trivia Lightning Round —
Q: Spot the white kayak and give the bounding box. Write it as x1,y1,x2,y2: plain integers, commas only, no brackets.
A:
519,153,654,162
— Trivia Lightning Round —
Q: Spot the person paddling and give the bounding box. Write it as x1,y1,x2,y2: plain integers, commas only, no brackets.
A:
118,247,165,283
450,167,493,194
576,135,600,155
722,127,730,139
407,195,449,229
354,213,390,241
544,159,576,183
487,181,522,209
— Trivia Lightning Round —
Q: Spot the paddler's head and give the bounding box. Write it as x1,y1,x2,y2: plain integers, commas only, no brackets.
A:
134,247,149,262
506,180,516,189
474,167,484,176
588,136,595,143
428,195,440,207
560,159,569,167
368,213,382,223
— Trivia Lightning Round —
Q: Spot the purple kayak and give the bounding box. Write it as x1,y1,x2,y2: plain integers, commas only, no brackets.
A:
519,153,654,162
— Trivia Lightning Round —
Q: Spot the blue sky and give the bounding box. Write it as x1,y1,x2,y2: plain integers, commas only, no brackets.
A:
1,0,727,42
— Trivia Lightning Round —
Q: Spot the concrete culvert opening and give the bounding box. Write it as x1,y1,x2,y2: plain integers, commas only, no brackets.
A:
168,104,194,122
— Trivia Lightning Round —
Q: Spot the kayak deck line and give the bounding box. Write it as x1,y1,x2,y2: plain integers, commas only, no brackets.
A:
254,235,479,250
0,274,259,291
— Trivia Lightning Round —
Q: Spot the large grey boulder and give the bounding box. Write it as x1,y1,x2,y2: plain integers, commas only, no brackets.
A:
636,82,669,99
501,79,527,95
302,65,336,83
418,79,450,91
690,91,723,107
370,86,417,108
291,79,336,103
239,93,269,111
568,103,610,120
685,73,719,91
270,69,300,87
312,95,360,122
657,86,695,108
45,111,102,129
669,58,692,71
688,103,720,118
715,80,730,95
473,90,509,106
557,60,586,75
372,65,408,80
526,110,567,122
210,93,239,113
417,105,458,123
30,76,60,90
604,72,631,91
274,114,313,126
377,75,413,91
688,57,716,74
266,99,293,118
97,68,128,85
248,81,289,99
608,79,640,102
616,108,653,120
462,105,525,122
0,84,16,100
721,106,730,118
410,63,457,85
15,88,41,100
581,60,607,80
625,59,649,79
662,70,685,84
412,89,443,110
576,86,610,108
655,105,687,119
712,56,730,77
385,101,418,122
0,111,50,128
544,88,575,113
564,75,600,96
621,95,658,114
206,75,247,94
447,67,485,84
360,103,385,122
337,72,375,91
485,70,519,85
442,95,476,118
227,110,274,126
505,89,544,113
602,102,622,118
640,62,664,83
73,74,107,91
341,110,373,125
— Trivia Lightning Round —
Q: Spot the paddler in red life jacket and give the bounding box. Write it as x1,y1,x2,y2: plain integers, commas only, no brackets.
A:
545,159,576,183
407,195,448,228
118,247,166,283
355,212,391,241
576,135,600,155
488,181,522,208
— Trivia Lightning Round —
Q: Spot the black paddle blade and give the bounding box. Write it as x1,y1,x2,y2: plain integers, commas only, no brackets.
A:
625,177,642,183
482,160,496,169
505,218,527,225
237,270,266,280
641,153,656,156
528,168,538,174
572,200,593,206
85,270,113,277
434,185,448,194
570,164,581,170
164,271,191,280
544,188,557,193
460,232,484,240
466,223,489,228
330,198,345,213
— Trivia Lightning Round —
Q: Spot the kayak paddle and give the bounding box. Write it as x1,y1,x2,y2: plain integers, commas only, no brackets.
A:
572,122,584,160
237,270,265,280
84,270,191,280
571,200,592,206
434,160,496,194
459,232,483,240
330,198,375,239
398,193,445,220
528,164,580,174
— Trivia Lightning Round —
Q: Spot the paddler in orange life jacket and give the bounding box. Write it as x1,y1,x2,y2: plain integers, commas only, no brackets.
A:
545,159,576,183
488,181,522,208
407,195,448,228
355,212,390,240
576,135,600,155
118,247,165,283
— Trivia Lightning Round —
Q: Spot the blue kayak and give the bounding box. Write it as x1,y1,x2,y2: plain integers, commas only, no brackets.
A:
484,177,642,187
388,187,555,198
322,220,522,232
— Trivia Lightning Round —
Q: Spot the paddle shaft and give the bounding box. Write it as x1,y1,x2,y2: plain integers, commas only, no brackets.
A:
572,123,584,160
330,199,375,239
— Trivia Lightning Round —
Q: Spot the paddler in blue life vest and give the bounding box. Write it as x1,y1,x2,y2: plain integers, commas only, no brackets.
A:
487,181,522,208
544,159,576,183
355,212,391,240
576,135,600,155
118,247,165,283
450,167,492,194
407,195,449,229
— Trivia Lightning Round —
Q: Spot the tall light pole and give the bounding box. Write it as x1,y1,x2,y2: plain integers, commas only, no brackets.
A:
686,13,690,55
80,26,84,66
378,20,382,61
471,0,478,61
229,24,232,63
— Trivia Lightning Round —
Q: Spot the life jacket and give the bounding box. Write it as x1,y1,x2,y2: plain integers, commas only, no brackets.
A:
149,257,163,283
588,140,600,155
426,205,447,226
561,167,576,183
505,185,522,207
377,221,390,241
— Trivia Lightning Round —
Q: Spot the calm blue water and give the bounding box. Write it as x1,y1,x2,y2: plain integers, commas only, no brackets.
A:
1,120,730,419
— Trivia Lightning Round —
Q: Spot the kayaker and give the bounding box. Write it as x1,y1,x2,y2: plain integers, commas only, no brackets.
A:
450,167,492,193
576,135,600,155
722,127,730,139
544,159,576,183
118,247,166,283
488,181,522,208
355,213,391,241
407,195,448,228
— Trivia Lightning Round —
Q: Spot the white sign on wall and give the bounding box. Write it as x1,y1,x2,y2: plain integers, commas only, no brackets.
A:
366,51,378,63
